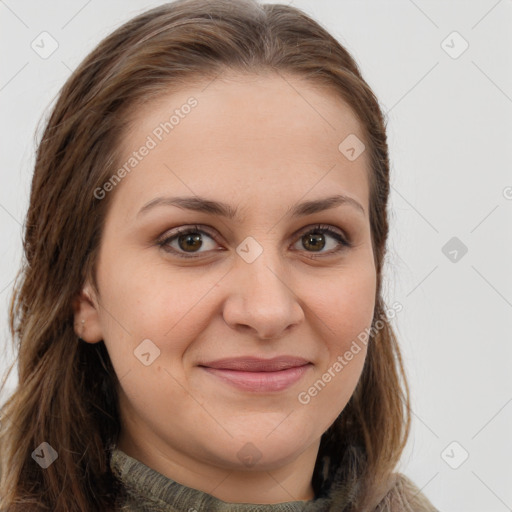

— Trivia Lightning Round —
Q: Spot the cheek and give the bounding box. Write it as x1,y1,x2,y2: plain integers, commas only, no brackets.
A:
97,243,194,331
296,266,374,426
315,262,376,347
96,251,223,374
301,262,375,410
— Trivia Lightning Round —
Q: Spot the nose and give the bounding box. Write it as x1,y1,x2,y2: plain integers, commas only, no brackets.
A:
222,251,305,340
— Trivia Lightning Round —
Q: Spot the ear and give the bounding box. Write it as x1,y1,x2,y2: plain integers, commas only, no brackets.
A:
72,281,103,344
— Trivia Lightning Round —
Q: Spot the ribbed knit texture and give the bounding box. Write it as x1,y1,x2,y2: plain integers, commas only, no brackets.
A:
109,447,439,512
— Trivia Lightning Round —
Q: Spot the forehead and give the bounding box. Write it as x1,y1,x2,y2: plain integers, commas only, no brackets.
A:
111,72,370,220
124,71,364,146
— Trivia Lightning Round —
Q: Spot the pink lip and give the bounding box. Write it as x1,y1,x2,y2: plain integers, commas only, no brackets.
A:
199,356,310,371
198,356,312,392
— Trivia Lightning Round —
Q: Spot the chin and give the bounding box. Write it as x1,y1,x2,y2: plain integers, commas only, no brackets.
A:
212,432,314,471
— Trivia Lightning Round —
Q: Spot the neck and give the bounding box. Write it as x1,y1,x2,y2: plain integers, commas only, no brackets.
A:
117,432,319,504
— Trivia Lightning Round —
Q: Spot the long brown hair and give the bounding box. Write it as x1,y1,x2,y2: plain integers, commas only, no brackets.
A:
0,0,410,510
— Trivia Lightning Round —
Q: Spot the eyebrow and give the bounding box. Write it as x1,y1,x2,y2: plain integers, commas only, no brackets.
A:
136,194,366,219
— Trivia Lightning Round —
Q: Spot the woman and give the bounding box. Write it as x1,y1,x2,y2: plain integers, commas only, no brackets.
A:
0,0,438,510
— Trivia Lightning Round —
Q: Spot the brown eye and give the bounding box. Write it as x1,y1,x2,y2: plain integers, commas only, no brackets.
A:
178,232,203,252
158,226,219,259
302,231,326,252
292,225,351,257
157,223,351,260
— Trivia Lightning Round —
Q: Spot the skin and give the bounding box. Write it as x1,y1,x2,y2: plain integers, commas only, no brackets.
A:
73,72,376,504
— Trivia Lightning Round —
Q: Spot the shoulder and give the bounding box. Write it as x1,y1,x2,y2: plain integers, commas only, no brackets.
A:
372,473,439,512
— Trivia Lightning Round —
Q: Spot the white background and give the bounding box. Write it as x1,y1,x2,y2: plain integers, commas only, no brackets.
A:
1,1,511,510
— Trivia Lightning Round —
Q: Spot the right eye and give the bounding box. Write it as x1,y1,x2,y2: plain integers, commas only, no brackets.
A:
156,225,221,259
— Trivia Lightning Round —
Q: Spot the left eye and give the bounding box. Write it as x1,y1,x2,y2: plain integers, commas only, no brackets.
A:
157,224,351,259
292,225,350,257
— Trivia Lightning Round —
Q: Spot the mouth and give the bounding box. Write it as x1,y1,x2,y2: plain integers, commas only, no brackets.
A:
198,356,312,392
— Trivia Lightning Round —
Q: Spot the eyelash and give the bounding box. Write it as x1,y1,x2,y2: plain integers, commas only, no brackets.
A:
156,224,352,260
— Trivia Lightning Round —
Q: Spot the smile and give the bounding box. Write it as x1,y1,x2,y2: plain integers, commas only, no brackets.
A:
199,364,312,392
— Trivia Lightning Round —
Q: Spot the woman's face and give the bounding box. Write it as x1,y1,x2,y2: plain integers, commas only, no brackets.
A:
76,72,376,500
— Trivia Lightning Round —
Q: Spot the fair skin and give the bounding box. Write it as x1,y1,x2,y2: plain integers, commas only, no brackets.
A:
73,72,376,504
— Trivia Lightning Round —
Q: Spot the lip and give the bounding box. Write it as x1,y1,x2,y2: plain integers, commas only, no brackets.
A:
199,356,310,371
198,356,312,392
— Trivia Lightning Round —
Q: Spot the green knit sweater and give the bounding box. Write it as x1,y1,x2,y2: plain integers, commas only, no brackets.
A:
109,447,439,511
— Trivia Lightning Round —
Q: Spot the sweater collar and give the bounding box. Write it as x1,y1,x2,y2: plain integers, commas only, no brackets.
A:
109,445,358,511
